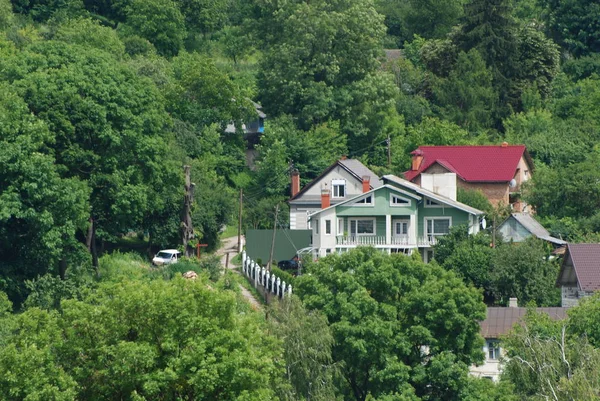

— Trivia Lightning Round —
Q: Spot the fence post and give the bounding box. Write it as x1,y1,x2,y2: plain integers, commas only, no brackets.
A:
276,277,281,297
265,271,270,291
253,262,258,287
270,274,276,293
281,281,286,298
287,284,292,296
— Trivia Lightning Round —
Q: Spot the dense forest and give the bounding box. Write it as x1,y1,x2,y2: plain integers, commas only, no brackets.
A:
2,0,600,399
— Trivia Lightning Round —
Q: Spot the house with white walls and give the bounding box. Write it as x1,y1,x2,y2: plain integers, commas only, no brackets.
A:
288,158,382,229
308,173,483,261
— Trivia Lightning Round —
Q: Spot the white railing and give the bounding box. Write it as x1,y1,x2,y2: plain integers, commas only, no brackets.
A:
335,236,438,247
241,252,292,299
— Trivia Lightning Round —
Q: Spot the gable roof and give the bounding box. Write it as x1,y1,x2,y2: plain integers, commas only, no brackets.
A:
308,184,421,217
557,244,600,291
382,174,484,215
404,145,533,183
289,158,382,202
480,307,568,338
501,213,567,246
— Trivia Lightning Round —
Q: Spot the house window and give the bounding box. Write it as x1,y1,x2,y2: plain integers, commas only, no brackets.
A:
326,249,332,255
355,195,373,205
315,219,319,234
337,218,344,235
332,179,346,198
350,218,376,236
425,217,451,237
390,195,411,206
425,198,441,207
487,341,500,360
325,220,331,235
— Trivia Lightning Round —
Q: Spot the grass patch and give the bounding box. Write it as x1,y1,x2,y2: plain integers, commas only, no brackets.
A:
220,225,239,239
232,271,266,305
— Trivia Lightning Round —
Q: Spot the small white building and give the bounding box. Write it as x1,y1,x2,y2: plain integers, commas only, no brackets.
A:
471,300,568,381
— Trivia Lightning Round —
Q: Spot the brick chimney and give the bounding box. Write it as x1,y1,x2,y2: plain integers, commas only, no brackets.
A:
291,169,300,197
321,184,330,209
501,141,509,148
411,149,424,171
362,175,370,193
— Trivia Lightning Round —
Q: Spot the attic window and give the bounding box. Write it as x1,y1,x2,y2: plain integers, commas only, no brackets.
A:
425,199,441,207
391,195,411,206
355,195,373,205
332,179,346,198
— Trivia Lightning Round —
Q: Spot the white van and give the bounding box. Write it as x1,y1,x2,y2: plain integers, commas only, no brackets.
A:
152,249,182,266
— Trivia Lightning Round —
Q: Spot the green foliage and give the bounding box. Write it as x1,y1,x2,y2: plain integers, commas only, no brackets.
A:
0,274,283,400
54,18,125,57
502,308,600,400
295,248,486,400
11,0,85,22
539,0,600,56
457,188,494,215
269,296,337,401
491,238,560,306
0,0,14,29
432,49,498,132
175,0,228,36
122,0,186,57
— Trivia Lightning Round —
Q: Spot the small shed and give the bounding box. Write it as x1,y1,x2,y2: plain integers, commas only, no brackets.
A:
497,213,566,247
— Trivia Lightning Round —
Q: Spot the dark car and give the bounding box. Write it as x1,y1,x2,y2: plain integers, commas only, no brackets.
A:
277,259,300,272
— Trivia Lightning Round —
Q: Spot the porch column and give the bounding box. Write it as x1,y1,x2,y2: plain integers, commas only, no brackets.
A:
385,215,392,246
409,214,417,245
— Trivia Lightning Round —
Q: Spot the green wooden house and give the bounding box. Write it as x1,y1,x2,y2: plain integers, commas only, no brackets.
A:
308,174,484,262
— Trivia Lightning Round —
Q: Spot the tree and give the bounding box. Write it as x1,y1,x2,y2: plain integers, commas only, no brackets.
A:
269,296,338,401
0,0,14,29
255,0,398,152
403,0,465,40
122,0,186,57
0,273,285,399
175,0,228,36
53,18,126,58
5,41,178,268
490,238,560,306
432,49,499,132
502,308,600,400
295,248,486,401
0,85,89,304
539,0,600,57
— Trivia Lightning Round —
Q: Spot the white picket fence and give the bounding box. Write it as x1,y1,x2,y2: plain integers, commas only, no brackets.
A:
242,252,292,299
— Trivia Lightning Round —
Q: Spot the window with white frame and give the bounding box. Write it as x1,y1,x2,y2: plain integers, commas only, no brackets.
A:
425,217,451,237
315,219,319,234
337,218,344,235
425,198,441,207
332,179,346,198
325,219,331,235
354,194,373,205
390,194,411,206
349,218,376,236
487,340,500,360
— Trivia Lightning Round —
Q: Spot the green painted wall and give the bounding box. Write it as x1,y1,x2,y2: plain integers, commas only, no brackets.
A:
337,187,417,217
417,199,471,237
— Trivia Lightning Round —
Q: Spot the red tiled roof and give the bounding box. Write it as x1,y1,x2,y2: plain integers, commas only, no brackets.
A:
404,145,531,182
566,244,600,291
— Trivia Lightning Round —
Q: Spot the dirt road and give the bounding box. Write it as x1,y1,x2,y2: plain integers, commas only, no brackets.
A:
217,236,261,309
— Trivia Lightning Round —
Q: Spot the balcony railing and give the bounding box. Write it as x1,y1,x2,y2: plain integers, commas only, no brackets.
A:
335,236,438,247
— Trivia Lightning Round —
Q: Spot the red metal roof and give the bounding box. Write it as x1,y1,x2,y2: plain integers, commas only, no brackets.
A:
404,145,530,182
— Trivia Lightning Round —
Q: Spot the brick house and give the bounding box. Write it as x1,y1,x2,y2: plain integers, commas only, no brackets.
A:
404,144,534,212
556,243,600,307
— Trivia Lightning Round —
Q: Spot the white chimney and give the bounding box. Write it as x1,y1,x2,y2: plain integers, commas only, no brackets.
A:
508,297,518,308
420,173,457,201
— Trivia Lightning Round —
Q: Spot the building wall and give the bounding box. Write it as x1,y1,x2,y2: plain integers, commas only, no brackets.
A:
290,165,372,229
561,286,595,307
417,200,473,238
458,181,510,207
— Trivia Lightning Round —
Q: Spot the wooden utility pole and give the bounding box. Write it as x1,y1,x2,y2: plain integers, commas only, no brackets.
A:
182,165,195,257
266,203,279,272
387,134,391,168
238,188,243,252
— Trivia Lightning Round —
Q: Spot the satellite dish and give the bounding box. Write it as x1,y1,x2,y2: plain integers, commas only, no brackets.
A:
481,218,487,230
509,179,517,188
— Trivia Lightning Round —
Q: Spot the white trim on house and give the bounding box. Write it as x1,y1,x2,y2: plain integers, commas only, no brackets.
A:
352,194,374,206
390,194,412,207
424,216,452,238
337,218,344,235
424,198,443,208
349,218,377,236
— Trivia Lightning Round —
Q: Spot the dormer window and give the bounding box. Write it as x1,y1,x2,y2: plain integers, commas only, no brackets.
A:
390,195,411,206
332,179,346,198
